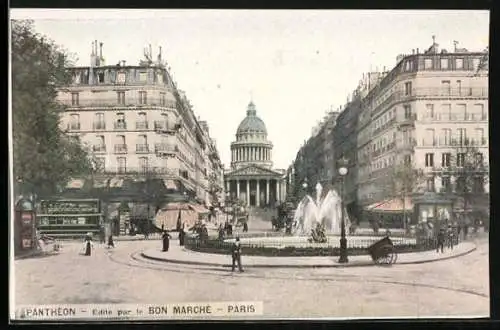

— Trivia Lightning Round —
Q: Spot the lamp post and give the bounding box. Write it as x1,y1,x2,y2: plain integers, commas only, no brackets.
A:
337,157,349,264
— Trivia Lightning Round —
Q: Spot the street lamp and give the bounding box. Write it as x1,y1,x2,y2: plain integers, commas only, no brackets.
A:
337,157,349,264
302,178,308,197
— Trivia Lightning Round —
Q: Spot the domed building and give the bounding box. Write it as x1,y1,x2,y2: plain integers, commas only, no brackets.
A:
224,101,286,207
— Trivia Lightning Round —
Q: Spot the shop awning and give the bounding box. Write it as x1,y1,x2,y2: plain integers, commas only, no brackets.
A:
155,209,198,231
189,204,209,214
365,197,414,212
109,178,124,188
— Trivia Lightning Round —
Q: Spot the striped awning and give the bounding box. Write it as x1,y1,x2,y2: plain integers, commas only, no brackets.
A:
365,197,414,212
155,209,198,231
93,178,109,188
189,204,209,214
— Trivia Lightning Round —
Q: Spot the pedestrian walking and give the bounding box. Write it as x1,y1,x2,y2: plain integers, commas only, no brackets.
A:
436,227,445,254
178,226,185,246
218,224,225,241
231,236,243,272
243,221,248,233
162,231,171,252
447,224,454,250
107,235,115,249
83,233,93,256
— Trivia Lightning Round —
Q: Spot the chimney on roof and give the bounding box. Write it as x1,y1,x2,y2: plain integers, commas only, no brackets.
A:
158,46,162,63
412,49,415,55
99,42,103,59
417,48,419,54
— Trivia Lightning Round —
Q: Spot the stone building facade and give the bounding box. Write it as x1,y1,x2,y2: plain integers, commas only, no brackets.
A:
57,41,224,205
224,102,286,207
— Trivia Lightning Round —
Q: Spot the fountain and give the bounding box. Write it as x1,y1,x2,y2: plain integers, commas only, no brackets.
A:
292,182,349,236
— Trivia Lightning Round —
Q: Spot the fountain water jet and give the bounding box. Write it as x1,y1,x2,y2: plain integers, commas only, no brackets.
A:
292,182,350,236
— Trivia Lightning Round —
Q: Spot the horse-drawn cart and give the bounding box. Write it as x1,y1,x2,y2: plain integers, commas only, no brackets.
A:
367,236,398,265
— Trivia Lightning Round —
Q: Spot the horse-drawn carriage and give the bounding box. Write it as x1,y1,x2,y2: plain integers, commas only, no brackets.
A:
367,236,398,265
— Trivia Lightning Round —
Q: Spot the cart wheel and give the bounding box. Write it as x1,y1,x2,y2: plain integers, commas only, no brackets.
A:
375,247,395,265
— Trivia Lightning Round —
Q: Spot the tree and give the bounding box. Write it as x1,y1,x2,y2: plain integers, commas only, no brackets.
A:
12,20,94,197
382,161,425,229
446,138,489,220
208,173,222,207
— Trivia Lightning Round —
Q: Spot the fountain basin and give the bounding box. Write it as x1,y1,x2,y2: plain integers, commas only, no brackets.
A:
184,234,426,257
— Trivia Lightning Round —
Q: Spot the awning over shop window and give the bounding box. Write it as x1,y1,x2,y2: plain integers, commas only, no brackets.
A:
155,209,198,231
365,197,413,212
93,178,109,188
189,204,209,214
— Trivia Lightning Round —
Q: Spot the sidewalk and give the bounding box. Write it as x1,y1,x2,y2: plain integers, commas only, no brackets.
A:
141,241,476,268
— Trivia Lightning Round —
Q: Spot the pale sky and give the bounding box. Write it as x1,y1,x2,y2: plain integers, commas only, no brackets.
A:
11,9,489,169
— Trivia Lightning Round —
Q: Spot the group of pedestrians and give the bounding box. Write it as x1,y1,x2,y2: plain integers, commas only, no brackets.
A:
82,231,114,256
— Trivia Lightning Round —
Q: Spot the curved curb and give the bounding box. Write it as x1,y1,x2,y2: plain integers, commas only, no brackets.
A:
140,243,476,269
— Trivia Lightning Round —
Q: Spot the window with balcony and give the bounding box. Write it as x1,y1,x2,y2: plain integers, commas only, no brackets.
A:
404,104,412,119
115,113,126,130
426,178,435,192
457,153,466,167
473,104,485,120
425,153,434,167
456,128,467,145
71,92,79,106
117,91,125,105
93,112,105,130
440,104,451,121
475,128,485,145
455,58,464,69
424,129,435,146
136,112,148,129
404,155,412,165
139,91,147,105
424,58,433,69
139,157,149,172
457,80,462,95
456,176,466,193
69,114,80,130
117,157,127,173
441,176,451,192
442,153,451,167
425,104,435,119
94,135,106,152
160,92,166,106
115,135,127,153
440,58,449,70
137,135,148,153
441,80,451,96
456,104,467,120
404,82,412,96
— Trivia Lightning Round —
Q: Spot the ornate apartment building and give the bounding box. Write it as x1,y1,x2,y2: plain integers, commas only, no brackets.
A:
357,42,489,207
289,40,489,216
57,42,224,204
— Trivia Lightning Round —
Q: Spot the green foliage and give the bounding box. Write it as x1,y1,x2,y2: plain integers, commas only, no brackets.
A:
383,162,425,200
12,20,94,197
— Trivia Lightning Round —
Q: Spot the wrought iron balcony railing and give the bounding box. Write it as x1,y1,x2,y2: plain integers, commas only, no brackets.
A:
114,121,127,130
136,144,149,153
114,144,127,154
92,121,106,130
135,121,149,130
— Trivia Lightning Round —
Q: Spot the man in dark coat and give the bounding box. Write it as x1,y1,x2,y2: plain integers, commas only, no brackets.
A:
162,231,171,252
231,236,243,272
436,227,445,253
84,233,93,256
107,235,115,248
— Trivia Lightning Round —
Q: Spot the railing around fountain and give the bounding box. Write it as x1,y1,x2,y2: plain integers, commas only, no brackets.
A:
183,231,449,257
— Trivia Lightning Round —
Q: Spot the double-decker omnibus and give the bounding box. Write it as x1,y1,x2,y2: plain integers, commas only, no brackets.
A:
37,199,103,239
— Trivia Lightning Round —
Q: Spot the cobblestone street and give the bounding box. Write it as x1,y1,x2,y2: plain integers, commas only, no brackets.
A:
13,234,489,319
